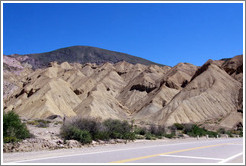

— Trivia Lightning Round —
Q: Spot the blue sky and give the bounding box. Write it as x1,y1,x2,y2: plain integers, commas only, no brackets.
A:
3,3,243,66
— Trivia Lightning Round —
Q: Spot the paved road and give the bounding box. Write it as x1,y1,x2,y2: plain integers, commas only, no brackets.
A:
9,138,244,164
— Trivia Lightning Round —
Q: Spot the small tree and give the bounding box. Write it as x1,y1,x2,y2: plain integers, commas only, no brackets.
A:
3,111,31,143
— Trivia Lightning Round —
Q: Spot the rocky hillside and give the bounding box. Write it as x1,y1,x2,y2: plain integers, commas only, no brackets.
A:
3,53,243,131
8,46,163,69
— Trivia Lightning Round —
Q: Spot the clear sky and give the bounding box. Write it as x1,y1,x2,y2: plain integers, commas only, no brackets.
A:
3,3,243,66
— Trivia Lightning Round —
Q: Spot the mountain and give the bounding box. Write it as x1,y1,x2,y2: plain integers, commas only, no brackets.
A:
3,53,243,131
9,46,163,69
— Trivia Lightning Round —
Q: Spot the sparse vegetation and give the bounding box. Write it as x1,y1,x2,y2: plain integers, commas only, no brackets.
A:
182,124,219,138
145,133,156,140
3,111,31,143
217,128,226,134
164,133,175,139
134,126,148,136
60,118,136,143
60,126,92,144
27,119,51,128
169,123,221,138
60,118,238,144
149,124,166,136
103,119,133,140
173,123,184,130
134,124,167,140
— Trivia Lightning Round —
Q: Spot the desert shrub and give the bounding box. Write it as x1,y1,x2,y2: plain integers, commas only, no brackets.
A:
134,127,147,135
156,125,166,135
69,117,102,140
184,124,219,137
94,131,110,141
27,119,51,128
61,117,136,142
145,133,156,140
27,120,39,126
123,132,136,140
103,119,133,139
164,133,175,139
217,128,226,134
186,125,207,137
36,122,49,128
3,136,18,143
36,119,51,127
149,124,158,135
239,130,243,137
183,123,194,133
206,131,219,138
173,123,184,130
60,125,92,144
3,111,30,143
225,131,233,137
149,124,166,136
168,125,177,134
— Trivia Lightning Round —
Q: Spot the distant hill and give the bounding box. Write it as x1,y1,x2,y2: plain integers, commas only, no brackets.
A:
10,46,163,69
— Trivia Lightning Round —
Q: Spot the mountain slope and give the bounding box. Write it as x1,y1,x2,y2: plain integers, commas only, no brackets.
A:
3,54,243,130
9,46,163,69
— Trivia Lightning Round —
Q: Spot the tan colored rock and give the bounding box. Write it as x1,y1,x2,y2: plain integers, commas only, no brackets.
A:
157,63,241,127
3,55,243,130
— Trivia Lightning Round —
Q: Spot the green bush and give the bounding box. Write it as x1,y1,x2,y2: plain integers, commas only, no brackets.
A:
217,128,226,134
184,124,219,138
3,111,31,143
239,130,243,137
61,117,136,142
68,117,103,140
145,133,156,140
183,123,194,133
103,119,133,139
225,131,233,137
60,125,92,144
206,131,219,138
164,133,175,139
149,124,166,136
173,123,184,130
186,125,207,137
134,127,147,135
3,136,17,143
123,132,135,140
94,131,110,141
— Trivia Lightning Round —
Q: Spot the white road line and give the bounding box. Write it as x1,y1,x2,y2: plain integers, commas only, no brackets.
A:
218,152,243,163
160,154,224,161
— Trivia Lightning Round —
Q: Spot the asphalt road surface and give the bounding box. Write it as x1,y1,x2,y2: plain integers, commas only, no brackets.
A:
7,138,244,164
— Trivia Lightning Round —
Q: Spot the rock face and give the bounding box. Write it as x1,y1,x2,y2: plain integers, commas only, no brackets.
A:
3,54,243,130
3,55,33,100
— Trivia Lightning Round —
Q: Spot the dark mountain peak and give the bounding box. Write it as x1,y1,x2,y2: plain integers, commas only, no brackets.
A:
15,45,164,69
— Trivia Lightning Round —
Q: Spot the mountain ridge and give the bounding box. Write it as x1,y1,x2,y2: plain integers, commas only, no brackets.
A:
3,54,243,131
8,45,165,69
